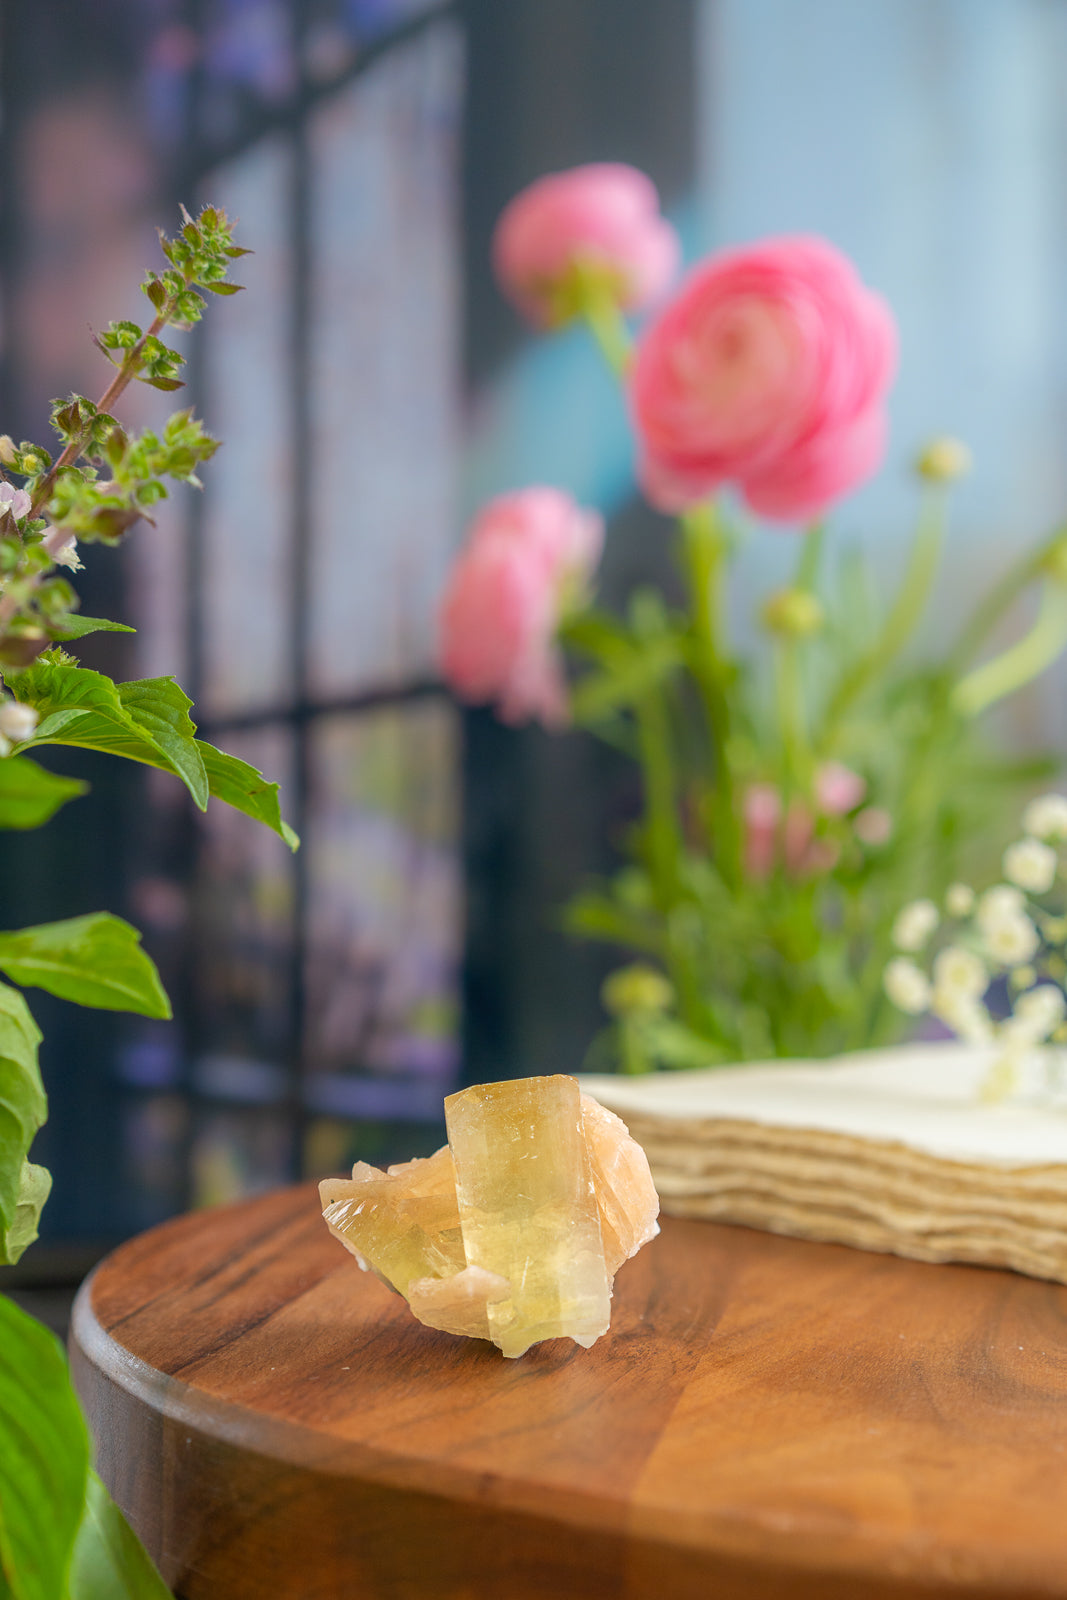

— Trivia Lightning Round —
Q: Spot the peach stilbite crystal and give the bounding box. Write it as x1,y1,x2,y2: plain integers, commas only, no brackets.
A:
319,1075,659,1358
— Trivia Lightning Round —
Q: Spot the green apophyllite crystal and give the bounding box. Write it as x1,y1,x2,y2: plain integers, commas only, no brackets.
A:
444,1075,612,1358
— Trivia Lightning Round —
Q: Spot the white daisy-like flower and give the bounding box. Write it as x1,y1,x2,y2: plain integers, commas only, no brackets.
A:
883,957,931,1015
945,882,975,918
1016,983,1065,1030
932,989,994,1044
1003,838,1057,895
982,913,1040,968
891,898,939,953
931,945,987,1001
0,701,38,743
1021,792,1067,843
976,884,1026,933
1001,984,1066,1049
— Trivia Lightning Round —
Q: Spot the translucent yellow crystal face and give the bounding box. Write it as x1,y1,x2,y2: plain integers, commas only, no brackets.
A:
444,1075,612,1358
319,1076,659,1358
319,1146,465,1296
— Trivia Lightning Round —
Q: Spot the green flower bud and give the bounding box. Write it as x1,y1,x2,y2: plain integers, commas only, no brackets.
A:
1040,533,1067,586
915,437,972,483
601,963,674,1019
760,587,824,638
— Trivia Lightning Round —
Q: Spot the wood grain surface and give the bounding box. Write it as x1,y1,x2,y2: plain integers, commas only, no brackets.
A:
70,1182,1067,1600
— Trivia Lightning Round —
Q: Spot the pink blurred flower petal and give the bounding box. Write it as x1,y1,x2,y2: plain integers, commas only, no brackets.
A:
632,235,897,523
814,760,867,816
439,487,603,729
493,163,680,327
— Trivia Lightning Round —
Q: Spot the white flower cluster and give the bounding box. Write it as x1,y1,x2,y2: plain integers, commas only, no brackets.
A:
882,795,1067,1103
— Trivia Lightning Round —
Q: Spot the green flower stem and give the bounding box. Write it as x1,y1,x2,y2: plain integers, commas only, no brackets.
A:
580,291,633,378
680,502,741,886
774,636,810,795
947,522,1067,673
820,483,947,748
634,688,681,908
795,521,825,590
952,581,1067,717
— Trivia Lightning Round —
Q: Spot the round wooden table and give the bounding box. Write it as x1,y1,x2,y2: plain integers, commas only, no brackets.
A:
71,1182,1067,1599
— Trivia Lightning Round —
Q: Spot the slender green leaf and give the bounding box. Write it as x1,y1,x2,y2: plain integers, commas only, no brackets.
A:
47,618,136,643
570,640,680,723
2,1162,51,1264
68,1474,170,1600
0,1294,89,1600
198,742,299,850
0,915,170,1019
0,759,87,831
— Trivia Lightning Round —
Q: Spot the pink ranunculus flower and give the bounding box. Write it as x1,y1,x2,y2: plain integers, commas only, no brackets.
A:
631,235,897,523
492,164,680,328
439,488,603,728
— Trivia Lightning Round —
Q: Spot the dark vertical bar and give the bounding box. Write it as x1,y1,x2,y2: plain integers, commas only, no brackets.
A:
287,1,313,1180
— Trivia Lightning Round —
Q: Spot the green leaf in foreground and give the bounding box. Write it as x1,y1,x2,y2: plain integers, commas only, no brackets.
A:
0,982,45,1255
46,617,136,643
0,914,171,1019
68,1473,171,1600
0,758,87,831
0,1294,89,1600
199,741,299,850
2,1161,51,1264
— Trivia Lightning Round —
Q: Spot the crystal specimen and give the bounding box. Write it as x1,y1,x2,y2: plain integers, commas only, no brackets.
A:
319,1076,659,1357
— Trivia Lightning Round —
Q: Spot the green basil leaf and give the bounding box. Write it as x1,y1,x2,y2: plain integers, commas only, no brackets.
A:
0,915,170,1020
198,742,299,850
0,1294,89,1600
0,758,87,830
68,1473,171,1600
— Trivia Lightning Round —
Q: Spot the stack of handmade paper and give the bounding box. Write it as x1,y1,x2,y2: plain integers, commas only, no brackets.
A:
581,1042,1067,1285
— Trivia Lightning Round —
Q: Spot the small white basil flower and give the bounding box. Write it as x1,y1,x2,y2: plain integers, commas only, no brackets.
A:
0,481,31,520
891,898,939,953
944,882,975,918
1001,984,1066,1049
49,533,83,572
1021,792,1067,843
883,957,931,1015
0,701,38,743
1002,838,1057,895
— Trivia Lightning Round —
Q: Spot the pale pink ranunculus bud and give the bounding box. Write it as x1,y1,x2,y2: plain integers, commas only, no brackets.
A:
814,760,866,816
854,806,892,846
492,164,680,328
743,782,841,881
743,783,782,881
439,487,603,728
631,235,897,523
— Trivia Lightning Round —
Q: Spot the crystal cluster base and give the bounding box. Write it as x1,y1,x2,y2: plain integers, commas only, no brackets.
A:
320,1075,659,1357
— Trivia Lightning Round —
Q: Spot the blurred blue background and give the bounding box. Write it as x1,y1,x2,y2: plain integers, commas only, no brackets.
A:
1,0,1065,1291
